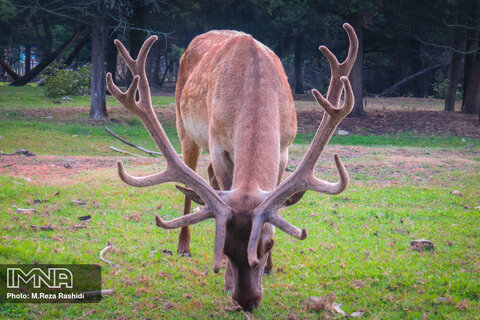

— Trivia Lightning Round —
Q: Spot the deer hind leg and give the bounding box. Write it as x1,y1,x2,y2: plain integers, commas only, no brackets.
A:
177,137,202,256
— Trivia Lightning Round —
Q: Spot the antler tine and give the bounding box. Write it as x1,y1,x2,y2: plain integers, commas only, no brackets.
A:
247,210,307,268
319,23,358,73
155,208,214,229
106,74,140,114
319,23,358,106
114,39,136,72
136,36,158,72
213,215,229,273
247,213,264,268
308,154,349,195
117,160,175,187
268,213,307,240
340,23,359,70
312,76,354,121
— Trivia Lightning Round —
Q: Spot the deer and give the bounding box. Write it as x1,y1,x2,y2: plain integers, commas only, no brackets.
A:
106,23,358,311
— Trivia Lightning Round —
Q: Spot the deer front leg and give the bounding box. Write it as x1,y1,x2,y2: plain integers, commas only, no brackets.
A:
177,137,201,256
224,261,234,293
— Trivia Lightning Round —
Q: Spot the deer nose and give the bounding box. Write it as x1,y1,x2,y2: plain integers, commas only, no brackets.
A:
233,293,262,311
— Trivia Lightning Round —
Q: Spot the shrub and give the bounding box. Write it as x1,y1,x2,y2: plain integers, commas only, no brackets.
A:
432,78,462,100
42,64,91,97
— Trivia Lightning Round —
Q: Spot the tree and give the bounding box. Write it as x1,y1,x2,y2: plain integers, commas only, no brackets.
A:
460,0,480,116
349,11,365,116
90,3,107,119
444,22,465,111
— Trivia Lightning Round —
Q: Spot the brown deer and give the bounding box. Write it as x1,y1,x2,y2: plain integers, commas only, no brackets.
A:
106,24,358,311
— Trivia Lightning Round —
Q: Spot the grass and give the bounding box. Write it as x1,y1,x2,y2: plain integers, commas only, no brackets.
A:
2,119,476,158
0,85,175,109
295,132,479,149
0,159,479,319
0,119,181,156
0,86,479,318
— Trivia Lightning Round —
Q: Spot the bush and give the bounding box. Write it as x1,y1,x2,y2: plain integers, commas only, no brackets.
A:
42,63,91,97
432,78,462,100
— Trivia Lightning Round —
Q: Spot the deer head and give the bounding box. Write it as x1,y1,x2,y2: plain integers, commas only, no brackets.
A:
106,23,358,311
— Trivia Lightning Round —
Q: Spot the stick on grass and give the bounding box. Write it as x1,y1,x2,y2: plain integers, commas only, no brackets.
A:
99,242,118,267
105,126,162,156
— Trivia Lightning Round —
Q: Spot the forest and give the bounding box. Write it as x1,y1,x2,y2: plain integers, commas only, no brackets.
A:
0,0,479,119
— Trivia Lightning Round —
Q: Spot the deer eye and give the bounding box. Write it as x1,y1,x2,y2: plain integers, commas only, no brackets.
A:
265,240,274,253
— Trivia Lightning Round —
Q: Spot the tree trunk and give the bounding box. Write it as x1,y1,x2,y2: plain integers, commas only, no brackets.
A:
0,58,20,80
127,0,146,83
294,36,304,94
349,13,365,117
462,59,480,114
444,26,465,111
153,47,172,89
106,34,117,84
25,45,31,74
90,7,107,119
9,27,85,86
461,0,478,112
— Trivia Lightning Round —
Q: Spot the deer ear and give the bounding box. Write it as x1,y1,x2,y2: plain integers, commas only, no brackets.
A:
175,185,205,205
281,191,306,207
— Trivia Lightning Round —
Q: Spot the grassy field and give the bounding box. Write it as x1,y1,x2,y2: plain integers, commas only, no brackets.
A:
0,86,479,319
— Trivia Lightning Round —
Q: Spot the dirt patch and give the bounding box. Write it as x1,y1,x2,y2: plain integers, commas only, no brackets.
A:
0,155,158,185
297,110,480,138
1,146,478,186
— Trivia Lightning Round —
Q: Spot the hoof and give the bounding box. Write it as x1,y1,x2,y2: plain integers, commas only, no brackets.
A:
264,269,274,275
179,252,191,258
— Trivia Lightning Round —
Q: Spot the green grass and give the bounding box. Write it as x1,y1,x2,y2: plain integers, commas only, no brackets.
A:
0,85,175,109
0,163,479,319
1,119,477,157
295,132,480,149
0,119,181,156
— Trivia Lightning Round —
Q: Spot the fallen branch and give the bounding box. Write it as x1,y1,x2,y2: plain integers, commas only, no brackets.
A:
31,225,55,231
377,63,449,97
30,224,88,231
99,242,118,267
105,126,162,156
0,149,36,157
2,161,21,168
0,58,20,80
13,205,39,214
82,289,115,297
109,146,146,158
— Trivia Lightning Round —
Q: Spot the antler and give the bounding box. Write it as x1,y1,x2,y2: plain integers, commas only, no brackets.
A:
247,23,358,268
106,36,231,272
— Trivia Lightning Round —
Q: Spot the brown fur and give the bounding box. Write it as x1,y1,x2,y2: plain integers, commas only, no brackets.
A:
175,30,296,310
